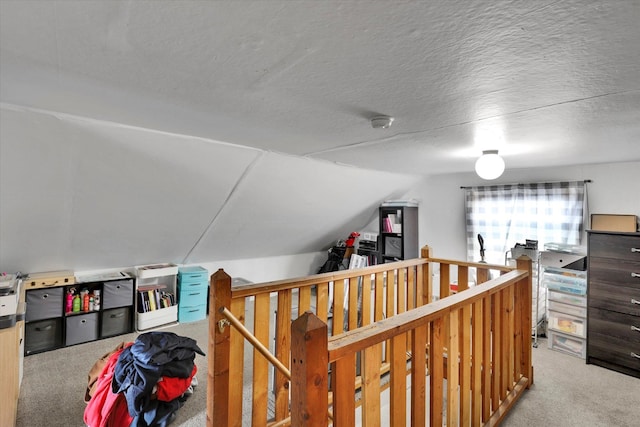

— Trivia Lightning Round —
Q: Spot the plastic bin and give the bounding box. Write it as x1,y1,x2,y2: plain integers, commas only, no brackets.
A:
548,329,586,359
548,310,586,338
548,300,587,318
547,289,586,307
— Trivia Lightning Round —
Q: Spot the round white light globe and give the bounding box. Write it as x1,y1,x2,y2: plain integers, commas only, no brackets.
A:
475,151,505,180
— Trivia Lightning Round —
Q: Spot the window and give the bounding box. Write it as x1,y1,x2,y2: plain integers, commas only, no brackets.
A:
464,181,587,264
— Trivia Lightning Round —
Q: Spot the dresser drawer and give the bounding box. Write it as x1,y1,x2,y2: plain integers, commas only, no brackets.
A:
178,266,208,284
179,287,208,307
588,331,640,373
588,280,640,316
589,257,640,289
178,304,206,323
178,280,207,292
588,307,640,343
589,233,640,262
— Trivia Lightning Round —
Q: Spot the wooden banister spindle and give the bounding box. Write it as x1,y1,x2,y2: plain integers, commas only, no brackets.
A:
440,263,451,299
421,245,433,304
430,317,444,426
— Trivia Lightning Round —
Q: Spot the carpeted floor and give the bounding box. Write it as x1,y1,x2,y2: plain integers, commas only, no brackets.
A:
16,319,639,426
17,320,209,427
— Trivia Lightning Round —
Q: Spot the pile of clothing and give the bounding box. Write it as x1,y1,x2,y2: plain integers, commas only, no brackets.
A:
84,331,205,427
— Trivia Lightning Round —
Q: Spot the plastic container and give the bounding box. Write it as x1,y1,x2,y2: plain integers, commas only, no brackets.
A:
543,268,587,295
548,300,587,318
547,329,586,359
548,310,586,338
547,289,586,307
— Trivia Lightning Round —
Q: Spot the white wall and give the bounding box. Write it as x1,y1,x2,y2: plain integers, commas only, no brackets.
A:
3,101,637,282
43,161,640,286
407,161,640,261
0,105,421,273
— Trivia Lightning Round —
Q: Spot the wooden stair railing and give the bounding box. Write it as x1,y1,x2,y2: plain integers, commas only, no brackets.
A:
208,246,532,427
290,256,533,426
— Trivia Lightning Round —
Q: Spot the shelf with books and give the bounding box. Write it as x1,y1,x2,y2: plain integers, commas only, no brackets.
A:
135,264,178,331
136,285,176,313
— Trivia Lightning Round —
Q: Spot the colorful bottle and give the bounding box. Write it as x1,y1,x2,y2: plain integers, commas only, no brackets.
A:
93,290,100,311
72,294,81,312
66,289,74,313
83,292,90,312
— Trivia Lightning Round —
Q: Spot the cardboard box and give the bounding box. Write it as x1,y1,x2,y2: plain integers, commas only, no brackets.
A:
24,270,75,290
590,214,637,232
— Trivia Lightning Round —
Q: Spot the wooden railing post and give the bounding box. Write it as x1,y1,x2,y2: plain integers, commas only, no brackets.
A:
291,311,329,426
208,268,232,427
516,256,533,386
421,245,433,304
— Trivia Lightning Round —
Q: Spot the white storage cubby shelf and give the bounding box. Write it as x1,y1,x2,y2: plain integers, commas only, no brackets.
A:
135,264,179,331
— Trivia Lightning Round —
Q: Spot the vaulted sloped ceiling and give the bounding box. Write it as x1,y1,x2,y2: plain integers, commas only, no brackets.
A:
2,1,639,174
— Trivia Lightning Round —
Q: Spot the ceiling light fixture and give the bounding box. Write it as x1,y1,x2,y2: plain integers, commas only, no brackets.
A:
475,150,505,180
371,116,394,129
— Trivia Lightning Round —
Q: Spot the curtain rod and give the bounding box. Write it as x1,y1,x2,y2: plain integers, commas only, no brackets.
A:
460,179,592,189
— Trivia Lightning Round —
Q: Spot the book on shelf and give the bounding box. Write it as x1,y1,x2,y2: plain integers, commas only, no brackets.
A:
348,253,368,269
137,287,175,313
383,217,393,233
147,290,157,310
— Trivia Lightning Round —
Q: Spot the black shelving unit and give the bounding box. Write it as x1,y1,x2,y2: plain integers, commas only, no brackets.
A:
24,273,135,355
379,205,419,262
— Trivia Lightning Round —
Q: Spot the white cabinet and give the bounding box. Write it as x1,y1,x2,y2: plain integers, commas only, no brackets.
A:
135,264,178,331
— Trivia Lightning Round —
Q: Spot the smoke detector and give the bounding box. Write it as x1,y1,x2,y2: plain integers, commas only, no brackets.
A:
371,116,394,129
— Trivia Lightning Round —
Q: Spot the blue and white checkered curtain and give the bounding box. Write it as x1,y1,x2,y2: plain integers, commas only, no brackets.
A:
465,181,586,264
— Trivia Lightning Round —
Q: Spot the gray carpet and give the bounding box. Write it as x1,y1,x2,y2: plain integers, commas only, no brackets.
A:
16,319,639,426
17,320,209,427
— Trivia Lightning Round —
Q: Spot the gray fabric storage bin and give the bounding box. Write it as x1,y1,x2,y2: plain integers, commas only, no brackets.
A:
101,307,131,337
25,318,62,354
26,287,63,322
102,279,134,309
65,312,98,346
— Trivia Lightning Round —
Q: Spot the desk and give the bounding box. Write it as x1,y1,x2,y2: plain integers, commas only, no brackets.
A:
0,301,25,426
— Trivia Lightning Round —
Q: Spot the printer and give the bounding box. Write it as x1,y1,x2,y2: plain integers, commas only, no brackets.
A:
0,273,22,329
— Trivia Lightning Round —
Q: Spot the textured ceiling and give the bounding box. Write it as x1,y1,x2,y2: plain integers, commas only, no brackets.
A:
1,0,640,176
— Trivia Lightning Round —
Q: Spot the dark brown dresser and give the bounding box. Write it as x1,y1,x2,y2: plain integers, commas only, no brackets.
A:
586,230,640,378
